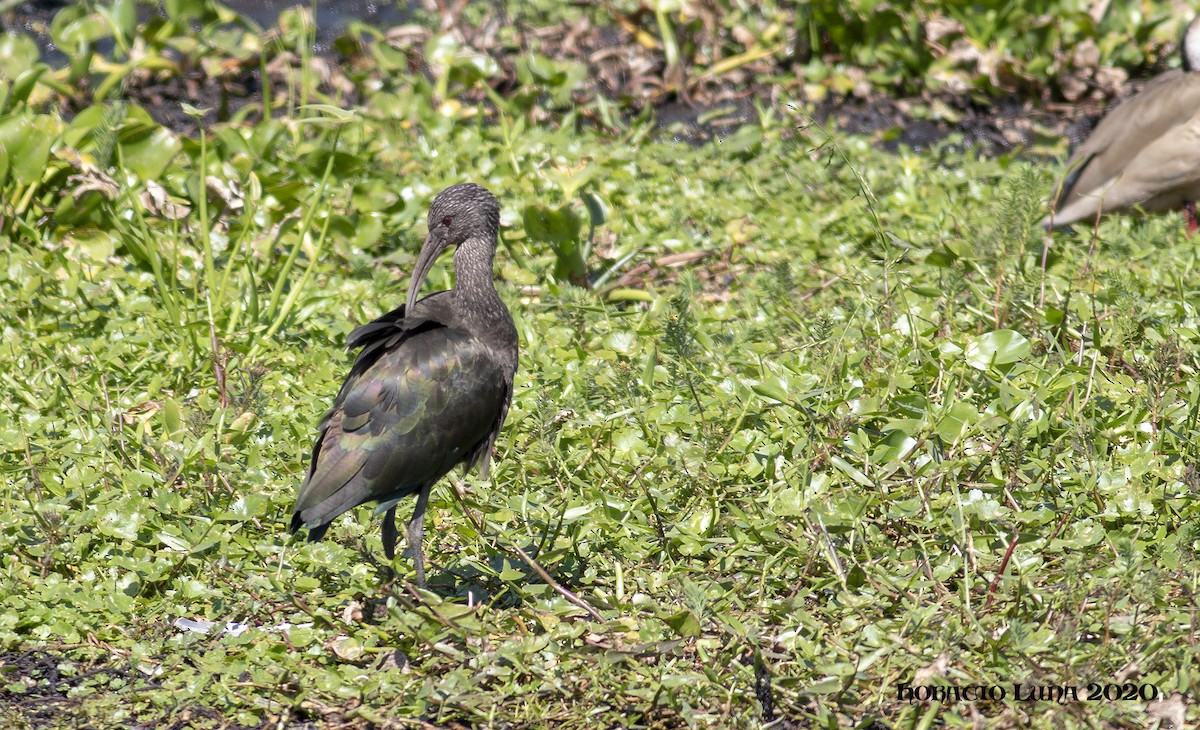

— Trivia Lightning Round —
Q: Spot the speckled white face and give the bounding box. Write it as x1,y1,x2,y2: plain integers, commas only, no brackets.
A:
1184,16,1200,72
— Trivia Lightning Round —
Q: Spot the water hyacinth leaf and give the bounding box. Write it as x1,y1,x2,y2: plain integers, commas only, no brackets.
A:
518,53,565,85
961,488,1002,519
353,213,384,250
925,245,959,267
330,635,364,662
524,204,587,284
165,0,210,22
664,609,701,638
875,430,918,462
1043,305,1066,326
775,487,804,516
119,123,181,180
99,501,147,542
425,32,460,71
831,456,873,487
351,180,399,212
51,5,110,52
498,562,524,582
0,113,59,184
108,0,138,45
55,188,107,227
607,330,636,354
937,402,979,442
683,506,716,535
8,65,49,110
750,376,789,403
807,676,844,694
369,40,409,72
157,531,191,553
561,504,596,522
64,104,108,142
68,230,116,261
965,329,1030,370
221,494,268,521
523,204,582,245
719,125,763,158
456,50,499,82
162,397,183,436
0,32,38,80
642,349,658,388
212,126,252,158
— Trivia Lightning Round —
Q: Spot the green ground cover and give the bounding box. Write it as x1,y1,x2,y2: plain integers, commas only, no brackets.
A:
2,1,1200,728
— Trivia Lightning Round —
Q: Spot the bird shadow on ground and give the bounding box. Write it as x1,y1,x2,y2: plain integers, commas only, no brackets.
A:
346,531,594,613
454,549,589,607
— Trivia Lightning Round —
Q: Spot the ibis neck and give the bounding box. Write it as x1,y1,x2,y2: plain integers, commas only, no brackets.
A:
453,236,501,304
449,234,517,373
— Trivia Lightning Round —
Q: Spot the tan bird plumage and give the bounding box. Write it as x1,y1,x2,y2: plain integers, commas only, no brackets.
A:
1044,15,1200,231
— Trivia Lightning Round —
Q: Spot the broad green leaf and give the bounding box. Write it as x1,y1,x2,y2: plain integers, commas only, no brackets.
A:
0,32,38,80
965,329,1030,370
119,123,181,180
664,609,700,638
523,204,582,245
0,113,59,184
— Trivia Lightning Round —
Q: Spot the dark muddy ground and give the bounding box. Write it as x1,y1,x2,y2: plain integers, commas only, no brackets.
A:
0,647,324,729
0,0,1123,157
1,648,146,729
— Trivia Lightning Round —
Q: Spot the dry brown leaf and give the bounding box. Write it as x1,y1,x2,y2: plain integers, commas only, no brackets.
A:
1147,694,1186,729
341,600,364,624
1072,38,1100,69
68,171,120,201
139,180,191,220
925,16,965,44
912,652,950,685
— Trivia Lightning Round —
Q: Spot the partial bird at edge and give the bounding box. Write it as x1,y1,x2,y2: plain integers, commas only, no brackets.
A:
1043,15,1200,233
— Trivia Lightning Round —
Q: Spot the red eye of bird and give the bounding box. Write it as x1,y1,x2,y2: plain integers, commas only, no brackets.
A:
442,216,452,227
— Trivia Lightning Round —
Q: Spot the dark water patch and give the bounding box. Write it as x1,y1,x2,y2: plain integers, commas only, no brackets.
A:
655,99,758,146
221,0,415,49
2,0,416,63
0,1,69,65
812,92,1075,160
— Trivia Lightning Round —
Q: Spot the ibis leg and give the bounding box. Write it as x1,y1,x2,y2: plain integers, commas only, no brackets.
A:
407,485,432,588
382,507,399,560
1187,202,1199,235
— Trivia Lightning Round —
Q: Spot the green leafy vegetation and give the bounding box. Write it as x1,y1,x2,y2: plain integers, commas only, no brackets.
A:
1,0,1199,728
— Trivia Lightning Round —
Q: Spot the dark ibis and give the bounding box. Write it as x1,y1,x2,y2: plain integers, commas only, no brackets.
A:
1043,15,1200,232
290,183,518,587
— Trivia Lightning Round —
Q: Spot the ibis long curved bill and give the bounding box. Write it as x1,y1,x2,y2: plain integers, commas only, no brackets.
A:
406,225,451,314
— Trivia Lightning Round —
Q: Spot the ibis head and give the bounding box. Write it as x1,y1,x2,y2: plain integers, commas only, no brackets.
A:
406,183,501,313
